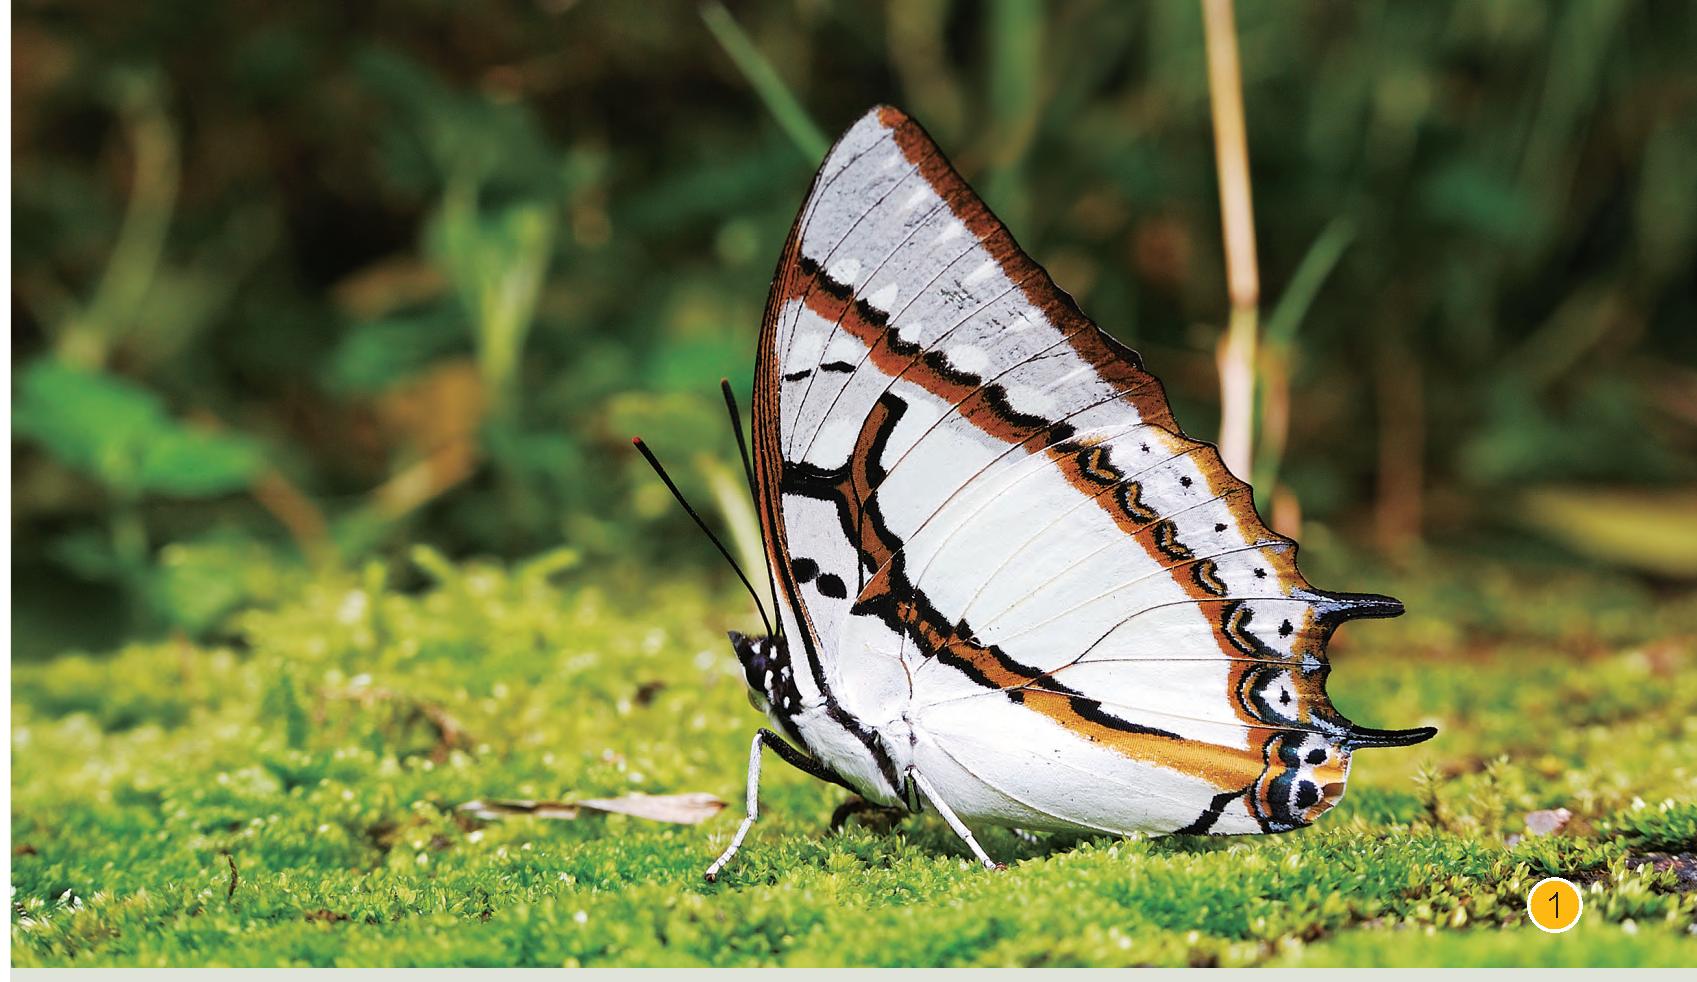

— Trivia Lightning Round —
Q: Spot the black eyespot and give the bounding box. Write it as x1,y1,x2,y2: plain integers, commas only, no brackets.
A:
1279,689,1291,705
1140,443,1150,452
1278,620,1294,637
1179,476,1193,488
1307,749,1326,765
1253,568,1267,579
816,573,847,599
1214,523,1227,532
793,558,819,583
1295,781,1320,809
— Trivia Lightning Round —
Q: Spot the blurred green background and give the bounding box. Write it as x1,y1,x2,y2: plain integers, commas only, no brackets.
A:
13,0,1697,654
12,2,1697,968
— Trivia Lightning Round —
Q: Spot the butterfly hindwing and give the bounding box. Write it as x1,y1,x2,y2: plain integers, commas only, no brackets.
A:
752,106,1430,835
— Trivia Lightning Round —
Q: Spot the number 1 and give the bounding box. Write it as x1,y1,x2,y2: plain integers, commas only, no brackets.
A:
1547,890,1560,920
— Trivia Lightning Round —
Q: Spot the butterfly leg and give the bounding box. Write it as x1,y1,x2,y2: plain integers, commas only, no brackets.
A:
829,796,905,833
705,728,848,882
908,768,1004,871
704,732,765,882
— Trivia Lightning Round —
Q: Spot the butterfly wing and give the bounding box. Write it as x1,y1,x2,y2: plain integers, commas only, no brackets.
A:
753,106,1432,834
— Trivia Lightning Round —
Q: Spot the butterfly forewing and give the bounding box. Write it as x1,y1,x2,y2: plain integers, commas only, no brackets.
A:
752,106,1426,837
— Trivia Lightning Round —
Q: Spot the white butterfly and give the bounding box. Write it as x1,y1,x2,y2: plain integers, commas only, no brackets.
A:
653,106,1433,881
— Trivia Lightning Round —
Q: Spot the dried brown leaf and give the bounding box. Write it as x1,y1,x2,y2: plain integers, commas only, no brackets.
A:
459,792,725,826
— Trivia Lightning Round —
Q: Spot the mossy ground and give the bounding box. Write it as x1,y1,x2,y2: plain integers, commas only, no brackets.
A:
12,551,1697,967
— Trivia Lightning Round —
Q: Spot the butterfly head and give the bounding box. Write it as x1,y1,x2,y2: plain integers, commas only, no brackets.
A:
727,630,800,717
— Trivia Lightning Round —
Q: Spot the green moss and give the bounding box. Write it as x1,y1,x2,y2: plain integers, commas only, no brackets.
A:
11,556,1697,966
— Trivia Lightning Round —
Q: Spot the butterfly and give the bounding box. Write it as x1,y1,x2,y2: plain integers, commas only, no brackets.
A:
637,105,1434,881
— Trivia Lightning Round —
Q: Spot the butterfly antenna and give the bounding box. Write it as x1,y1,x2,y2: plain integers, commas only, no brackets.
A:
720,378,782,639
631,436,775,638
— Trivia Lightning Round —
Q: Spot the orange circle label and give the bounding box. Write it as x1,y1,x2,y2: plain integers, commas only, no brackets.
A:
1527,876,1583,933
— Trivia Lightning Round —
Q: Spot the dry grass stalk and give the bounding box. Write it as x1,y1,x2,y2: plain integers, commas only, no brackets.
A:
1201,0,1261,478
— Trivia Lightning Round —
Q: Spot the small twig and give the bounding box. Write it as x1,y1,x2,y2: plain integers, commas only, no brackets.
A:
179,408,334,566
413,701,471,756
224,852,239,900
321,685,473,760
250,468,333,567
370,439,482,522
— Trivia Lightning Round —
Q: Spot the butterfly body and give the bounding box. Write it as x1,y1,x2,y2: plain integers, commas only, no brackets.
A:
699,105,1433,877
729,629,917,812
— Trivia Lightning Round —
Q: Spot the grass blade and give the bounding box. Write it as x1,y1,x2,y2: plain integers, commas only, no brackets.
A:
701,2,828,160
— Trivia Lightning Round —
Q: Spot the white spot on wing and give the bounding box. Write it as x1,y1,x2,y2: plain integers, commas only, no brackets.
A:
948,346,989,375
785,312,827,368
963,259,1000,287
1005,384,1057,416
808,417,860,467
827,257,863,286
868,283,900,311
824,334,863,364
